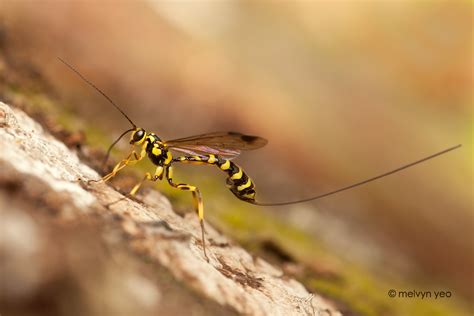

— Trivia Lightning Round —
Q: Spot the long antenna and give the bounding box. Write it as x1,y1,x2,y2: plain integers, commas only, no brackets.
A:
58,57,136,128
252,144,461,206
101,128,136,168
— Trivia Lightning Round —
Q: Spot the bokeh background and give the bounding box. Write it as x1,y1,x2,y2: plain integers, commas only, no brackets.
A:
2,1,472,315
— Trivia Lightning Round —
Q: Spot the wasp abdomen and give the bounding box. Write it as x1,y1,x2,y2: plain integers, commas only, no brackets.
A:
175,154,256,202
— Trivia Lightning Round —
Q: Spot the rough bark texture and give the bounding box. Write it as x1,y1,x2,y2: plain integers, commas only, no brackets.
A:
0,102,341,316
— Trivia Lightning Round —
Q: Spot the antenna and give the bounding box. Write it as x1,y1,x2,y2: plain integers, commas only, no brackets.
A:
101,128,136,168
58,57,136,128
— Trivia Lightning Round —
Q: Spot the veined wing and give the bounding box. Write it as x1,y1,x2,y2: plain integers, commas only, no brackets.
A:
165,131,268,159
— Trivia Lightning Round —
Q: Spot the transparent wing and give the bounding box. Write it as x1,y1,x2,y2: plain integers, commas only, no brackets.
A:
166,131,268,159
168,145,241,160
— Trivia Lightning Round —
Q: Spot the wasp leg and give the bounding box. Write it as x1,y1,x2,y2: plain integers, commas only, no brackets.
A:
102,147,145,182
165,166,208,261
129,166,164,196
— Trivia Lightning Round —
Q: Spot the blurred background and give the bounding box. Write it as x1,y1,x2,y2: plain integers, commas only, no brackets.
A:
1,1,472,315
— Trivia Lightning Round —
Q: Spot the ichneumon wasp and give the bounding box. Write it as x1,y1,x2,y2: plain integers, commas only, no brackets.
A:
59,58,461,261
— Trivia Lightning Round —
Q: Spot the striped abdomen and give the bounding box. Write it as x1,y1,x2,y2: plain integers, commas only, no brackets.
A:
174,154,256,202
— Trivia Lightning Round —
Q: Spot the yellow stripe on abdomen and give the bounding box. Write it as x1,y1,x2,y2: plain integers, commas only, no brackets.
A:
230,167,243,180
237,178,252,191
220,160,231,170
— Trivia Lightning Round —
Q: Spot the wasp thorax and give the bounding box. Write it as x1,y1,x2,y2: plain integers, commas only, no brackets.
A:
130,128,146,144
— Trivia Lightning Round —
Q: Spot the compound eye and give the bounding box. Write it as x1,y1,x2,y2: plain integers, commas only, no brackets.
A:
133,129,145,142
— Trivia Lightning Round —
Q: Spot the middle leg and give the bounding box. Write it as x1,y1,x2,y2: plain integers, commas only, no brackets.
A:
129,166,164,196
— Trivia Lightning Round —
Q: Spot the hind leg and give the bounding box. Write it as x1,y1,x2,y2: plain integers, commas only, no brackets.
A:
165,166,208,261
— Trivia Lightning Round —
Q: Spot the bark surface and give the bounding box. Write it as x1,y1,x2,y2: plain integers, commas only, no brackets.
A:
0,102,341,316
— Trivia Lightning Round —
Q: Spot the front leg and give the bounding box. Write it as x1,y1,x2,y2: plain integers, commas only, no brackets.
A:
102,146,146,182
